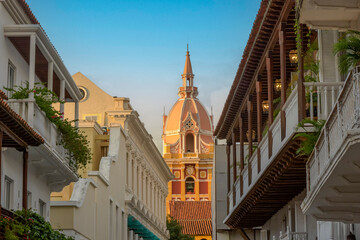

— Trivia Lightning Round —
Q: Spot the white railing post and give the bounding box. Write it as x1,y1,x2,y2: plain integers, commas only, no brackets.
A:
28,34,36,127
324,86,328,118
60,79,65,116
317,85,321,119
309,86,314,120
47,62,53,91
75,101,79,128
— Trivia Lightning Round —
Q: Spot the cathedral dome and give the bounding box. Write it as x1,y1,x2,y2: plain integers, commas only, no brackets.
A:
162,48,214,156
163,98,213,145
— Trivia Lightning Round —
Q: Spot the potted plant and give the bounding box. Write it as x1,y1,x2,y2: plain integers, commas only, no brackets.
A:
333,30,360,74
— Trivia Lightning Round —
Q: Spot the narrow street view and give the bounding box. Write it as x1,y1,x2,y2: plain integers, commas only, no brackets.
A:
0,0,360,239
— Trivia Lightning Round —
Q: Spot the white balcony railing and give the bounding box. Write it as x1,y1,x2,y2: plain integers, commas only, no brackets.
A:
7,99,68,163
307,66,360,194
279,227,308,240
304,82,343,121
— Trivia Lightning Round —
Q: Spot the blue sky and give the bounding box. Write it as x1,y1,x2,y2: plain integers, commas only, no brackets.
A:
27,0,261,150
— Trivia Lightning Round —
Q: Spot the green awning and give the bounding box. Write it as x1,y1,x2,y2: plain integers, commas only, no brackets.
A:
128,215,160,240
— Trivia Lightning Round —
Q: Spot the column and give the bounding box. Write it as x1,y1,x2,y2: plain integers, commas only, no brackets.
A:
195,163,199,201
123,212,128,240
256,77,262,143
60,79,65,115
279,22,287,140
247,99,253,185
266,50,274,157
22,150,28,210
153,182,156,211
226,143,231,213
247,99,253,158
194,134,198,153
157,189,160,218
74,101,79,128
139,168,142,200
145,176,148,205
180,167,185,201
256,78,262,173
129,230,134,240
142,170,146,202
128,157,132,190
134,163,137,196
28,34,36,127
47,61,53,91
297,26,306,122
239,117,244,196
0,131,3,216
232,130,237,206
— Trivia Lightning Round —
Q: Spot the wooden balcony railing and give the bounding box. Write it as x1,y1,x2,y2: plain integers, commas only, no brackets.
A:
227,80,344,216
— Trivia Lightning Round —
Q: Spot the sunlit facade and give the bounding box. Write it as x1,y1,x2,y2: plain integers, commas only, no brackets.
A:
162,49,214,240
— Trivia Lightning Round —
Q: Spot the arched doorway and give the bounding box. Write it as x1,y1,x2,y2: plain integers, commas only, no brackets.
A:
185,133,194,152
185,177,195,194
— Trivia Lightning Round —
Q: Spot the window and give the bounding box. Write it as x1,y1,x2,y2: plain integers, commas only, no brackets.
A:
85,115,98,121
109,200,113,240
185,133,195,152
39,199,46,218
7,62,15,97
27,191,32,209
185,177,195,194
116,205,119,240
4,177,13,210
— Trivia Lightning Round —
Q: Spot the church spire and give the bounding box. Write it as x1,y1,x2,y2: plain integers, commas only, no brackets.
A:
182,44,194,87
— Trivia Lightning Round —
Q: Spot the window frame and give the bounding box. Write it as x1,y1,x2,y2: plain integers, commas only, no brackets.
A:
4,176,13,210
39,199,46,218
7,61,16,97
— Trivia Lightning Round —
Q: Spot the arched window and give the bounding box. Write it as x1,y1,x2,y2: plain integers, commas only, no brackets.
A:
185,133,194,152
185,177,195,194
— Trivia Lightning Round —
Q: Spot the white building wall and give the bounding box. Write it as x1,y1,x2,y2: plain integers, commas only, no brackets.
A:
0,1,78,221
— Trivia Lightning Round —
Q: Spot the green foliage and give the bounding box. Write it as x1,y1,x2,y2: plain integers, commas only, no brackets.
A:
333,30,360,74
304,41,319,83
5,82,91,172
294,119,326,156
166,217,194,240
0,209,73,240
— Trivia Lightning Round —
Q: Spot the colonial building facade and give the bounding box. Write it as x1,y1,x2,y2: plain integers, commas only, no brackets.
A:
0,0,81,222
51,74,172,240
213,0,360,239
163,49,213,239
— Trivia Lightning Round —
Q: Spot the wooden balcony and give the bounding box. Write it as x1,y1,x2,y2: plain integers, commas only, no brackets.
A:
302,66,360,222
225,81,343,228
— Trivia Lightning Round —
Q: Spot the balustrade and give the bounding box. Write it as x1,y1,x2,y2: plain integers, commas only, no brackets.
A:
7,99,68,163
307,66,360,194
303,82,343,121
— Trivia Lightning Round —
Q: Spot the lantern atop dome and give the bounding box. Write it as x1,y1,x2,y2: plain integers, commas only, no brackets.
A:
179,45,198,98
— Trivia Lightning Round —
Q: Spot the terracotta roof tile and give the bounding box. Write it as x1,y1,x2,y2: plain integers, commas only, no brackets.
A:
169,201,212,236
0,90,8,100
17,0,39,24
0,97,44,146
